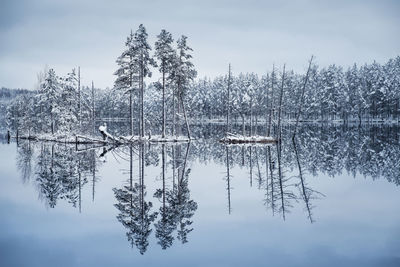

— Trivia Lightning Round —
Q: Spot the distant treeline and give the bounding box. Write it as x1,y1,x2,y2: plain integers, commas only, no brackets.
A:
0,88,34,133
186,56,400,124
4,53,400,137
0,87,33,99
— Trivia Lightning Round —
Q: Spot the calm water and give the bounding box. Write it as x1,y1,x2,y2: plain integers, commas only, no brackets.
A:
1,125,400,267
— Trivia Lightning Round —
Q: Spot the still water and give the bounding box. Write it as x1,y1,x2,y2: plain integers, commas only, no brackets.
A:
1,125,400,267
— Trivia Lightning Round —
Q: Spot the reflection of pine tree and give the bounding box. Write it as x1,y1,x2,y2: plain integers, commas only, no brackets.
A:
154,143,198,248
154,144,175,249
113,145,157,254
169,144,197,244
114,183,157,254
36,144,61,208
153,194,176,249
175,169,197,243
16,140,34,183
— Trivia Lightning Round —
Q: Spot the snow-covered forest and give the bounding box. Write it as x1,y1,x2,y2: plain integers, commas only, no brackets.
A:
4,24,400,140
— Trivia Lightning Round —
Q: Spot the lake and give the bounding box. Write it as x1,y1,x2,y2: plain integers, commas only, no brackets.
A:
1,124,400,267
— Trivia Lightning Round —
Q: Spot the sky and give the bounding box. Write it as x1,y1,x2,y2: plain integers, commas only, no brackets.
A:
0,0,399,89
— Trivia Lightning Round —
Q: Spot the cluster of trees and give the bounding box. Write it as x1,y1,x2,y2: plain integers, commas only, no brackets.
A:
6,24,197,139
7,67,97,136
113,24,197,138
187,56,400,129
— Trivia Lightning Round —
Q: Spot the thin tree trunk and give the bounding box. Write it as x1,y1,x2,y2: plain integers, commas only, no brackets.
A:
293,55,313,139
92,81,96,136
78,66,81,130
226,146,231,214
172,88,176,137
267,66,275,137
180,94,191,139
141,65,144,138
162,144,165,211
162,66,166,138
226,64,231,136
250,98,253,137
293,138,313,223
177,86,181,138
277,64,286,141
241,115,245,136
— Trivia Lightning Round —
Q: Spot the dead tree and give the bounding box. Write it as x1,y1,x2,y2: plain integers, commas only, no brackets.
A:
277,64,286,141
293,56,314,139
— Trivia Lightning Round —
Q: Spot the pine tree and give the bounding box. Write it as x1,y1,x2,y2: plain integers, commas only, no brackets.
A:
38,69,60,134
155,29,175,138
134,24,156,138
170,35,197,138
114,30,139,136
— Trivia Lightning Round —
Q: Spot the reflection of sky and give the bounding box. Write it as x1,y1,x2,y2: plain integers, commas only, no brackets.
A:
1,142,400,266
0,0,399,89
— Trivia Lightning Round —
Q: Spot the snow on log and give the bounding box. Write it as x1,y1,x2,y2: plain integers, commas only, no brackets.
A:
219,134,277,144
16,134,106,144
119,135,191,143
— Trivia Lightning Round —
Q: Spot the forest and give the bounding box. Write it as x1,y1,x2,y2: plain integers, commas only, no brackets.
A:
3,24,400,141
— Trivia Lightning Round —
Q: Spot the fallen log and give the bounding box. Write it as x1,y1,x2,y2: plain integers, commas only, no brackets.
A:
220,135,278,144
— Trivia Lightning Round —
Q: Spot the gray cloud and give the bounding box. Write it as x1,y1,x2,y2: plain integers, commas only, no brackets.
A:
0,0,399,89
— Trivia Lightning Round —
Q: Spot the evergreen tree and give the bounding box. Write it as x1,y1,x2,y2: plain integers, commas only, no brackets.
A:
155,29,175,138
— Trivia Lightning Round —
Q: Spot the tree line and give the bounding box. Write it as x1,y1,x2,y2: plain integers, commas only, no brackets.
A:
187,56,400,128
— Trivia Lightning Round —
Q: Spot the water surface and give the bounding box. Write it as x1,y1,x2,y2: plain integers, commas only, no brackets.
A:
1,125,400,267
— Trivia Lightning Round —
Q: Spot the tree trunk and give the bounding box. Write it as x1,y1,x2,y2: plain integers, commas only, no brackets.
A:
277,65,286,141
180,94,191,139
267,66,275,137
172,88,175,137
226,64,231,136
78,66,81,130
293,56,313,139
92,81,96,136
140,65,144,138
162,67,166,138
250,98,253,137
241,115,245,136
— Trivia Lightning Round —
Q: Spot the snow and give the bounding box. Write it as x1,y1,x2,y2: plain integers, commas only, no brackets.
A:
220,133,277,144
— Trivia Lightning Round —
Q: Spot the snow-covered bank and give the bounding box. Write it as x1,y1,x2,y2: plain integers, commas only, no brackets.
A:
15,134,106,144
13,133,191,145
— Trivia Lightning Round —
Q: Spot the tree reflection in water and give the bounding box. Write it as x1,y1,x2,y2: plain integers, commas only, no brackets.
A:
12,124,400,254
113,142,197,254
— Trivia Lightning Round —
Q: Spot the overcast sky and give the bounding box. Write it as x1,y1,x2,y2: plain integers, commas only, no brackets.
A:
0,0,399,89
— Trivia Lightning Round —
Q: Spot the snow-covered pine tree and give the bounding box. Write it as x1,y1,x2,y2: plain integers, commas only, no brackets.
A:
170,35,197,139
114,30,139,136
38,69,61,134
59,69,79,133
155,29,175,138
133,24,156,138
